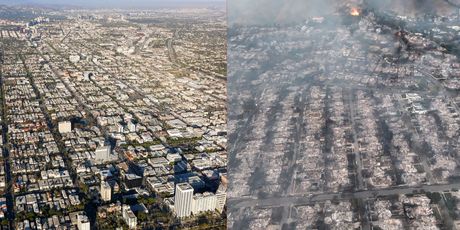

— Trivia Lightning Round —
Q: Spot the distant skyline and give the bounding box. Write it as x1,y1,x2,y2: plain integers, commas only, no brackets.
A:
0,0,225,8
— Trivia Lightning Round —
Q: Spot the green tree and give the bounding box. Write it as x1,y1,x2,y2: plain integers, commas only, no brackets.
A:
137,212,147,222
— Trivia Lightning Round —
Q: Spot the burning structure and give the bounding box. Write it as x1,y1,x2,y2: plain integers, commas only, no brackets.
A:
350,7,361,16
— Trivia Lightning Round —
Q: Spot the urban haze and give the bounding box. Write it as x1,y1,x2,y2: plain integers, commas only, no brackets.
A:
228,0,460,229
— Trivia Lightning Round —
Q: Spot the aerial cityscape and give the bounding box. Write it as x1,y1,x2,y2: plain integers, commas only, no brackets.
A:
6,0,460,229
228,0,460,229
0,1,227,229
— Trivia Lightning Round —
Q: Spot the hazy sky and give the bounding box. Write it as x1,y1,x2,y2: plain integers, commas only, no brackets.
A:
228,0,460,25
0,0,224,8
229,0,339,25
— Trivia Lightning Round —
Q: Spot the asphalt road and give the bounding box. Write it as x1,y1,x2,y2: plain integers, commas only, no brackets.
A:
229,182,460,210
347,88,364,191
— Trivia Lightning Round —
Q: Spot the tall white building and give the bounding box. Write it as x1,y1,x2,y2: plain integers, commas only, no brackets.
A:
77,214,90,230
58,121,72,134
95,146,110,162
191,192,217,214
174,182,227,217
122,205,137,229
174,183,194,218
100,181,111,202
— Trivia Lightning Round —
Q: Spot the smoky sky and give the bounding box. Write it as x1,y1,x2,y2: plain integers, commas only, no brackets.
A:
228,0,343,25
229,0,460,25
0,0,224,8
366,0,459,16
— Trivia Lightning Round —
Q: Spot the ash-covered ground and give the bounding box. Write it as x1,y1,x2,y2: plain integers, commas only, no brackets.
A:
228,1,460,229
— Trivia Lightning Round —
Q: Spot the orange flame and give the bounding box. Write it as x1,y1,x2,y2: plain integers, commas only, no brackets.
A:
350,7,360,16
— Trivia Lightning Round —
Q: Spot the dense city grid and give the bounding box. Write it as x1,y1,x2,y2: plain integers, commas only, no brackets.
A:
0,4,227,229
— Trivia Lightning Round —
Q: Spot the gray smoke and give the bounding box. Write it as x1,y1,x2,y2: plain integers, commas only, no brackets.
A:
366,0,458,16
228,0,347,25
229,0,459,25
